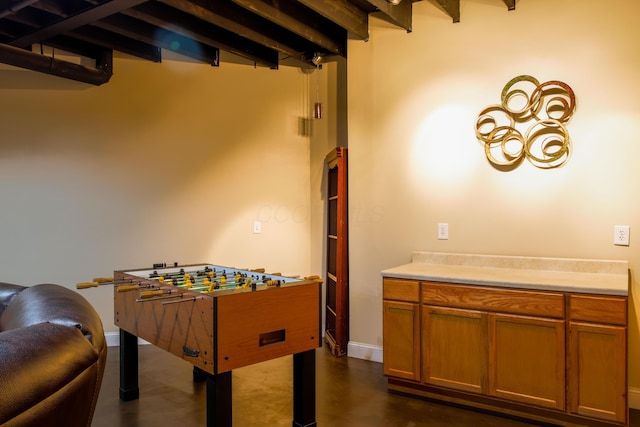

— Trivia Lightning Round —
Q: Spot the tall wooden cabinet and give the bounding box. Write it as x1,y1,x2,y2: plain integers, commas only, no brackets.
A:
324,147,348,356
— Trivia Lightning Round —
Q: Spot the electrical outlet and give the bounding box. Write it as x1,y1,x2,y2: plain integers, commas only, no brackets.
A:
614,225,629,246
437,223,449,240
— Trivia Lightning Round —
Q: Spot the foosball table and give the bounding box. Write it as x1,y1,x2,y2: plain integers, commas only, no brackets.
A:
102,263,321,427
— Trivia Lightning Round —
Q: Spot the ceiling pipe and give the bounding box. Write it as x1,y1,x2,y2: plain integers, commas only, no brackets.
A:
0,0,39,19
0,43,113,86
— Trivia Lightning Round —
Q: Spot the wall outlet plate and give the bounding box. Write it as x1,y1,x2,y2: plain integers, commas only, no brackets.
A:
614,225,630,246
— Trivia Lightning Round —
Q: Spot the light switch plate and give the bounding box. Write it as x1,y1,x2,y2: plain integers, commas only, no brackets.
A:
438,223,449,240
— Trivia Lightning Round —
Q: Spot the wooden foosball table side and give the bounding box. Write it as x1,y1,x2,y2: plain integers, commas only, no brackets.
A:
114,271,216,374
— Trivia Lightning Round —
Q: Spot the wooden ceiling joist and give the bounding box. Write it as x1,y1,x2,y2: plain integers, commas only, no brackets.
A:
123,2,279,68
364,0,412,32
158,0,312,66
298,0,369,40
42,34,114,61
8,0,148,49
0,0,442,84
231,0,346,56
67,26,162,63
0,0,39,20
95,14,220,66
434,0,514,22
435,0,460,23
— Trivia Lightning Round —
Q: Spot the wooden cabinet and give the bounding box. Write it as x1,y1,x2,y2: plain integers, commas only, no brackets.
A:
489,313,565,410
422,282,565,410
422,306,487,393
383,279,420,381
384,300,420,380
383,279,628,427
324,147,348,356
568,294,627,423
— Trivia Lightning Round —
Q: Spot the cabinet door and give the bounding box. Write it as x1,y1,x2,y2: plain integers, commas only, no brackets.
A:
489,313,565,410
383,300,420,381
568,322,626,423
422,306,488,394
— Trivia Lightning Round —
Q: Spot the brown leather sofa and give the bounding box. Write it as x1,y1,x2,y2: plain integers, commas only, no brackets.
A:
0,282,106,427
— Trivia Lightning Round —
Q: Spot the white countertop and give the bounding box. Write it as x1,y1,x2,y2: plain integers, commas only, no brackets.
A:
381,252,629,296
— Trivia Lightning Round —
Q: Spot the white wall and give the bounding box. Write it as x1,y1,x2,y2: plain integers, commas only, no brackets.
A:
0,57,319,333
347,0,640,387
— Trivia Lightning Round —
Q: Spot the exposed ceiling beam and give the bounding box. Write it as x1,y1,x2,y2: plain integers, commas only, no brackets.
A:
0,0,425,83
123,2,279,68
0,40,112,85
66,26,162,62
25,0,69,17
297,0,369,40
0,0,39,20
503,0,516,11
94,13,220,66
231,0,346,56
42,34,113,60
8,0,148,48
434,0,460,23
364,0,412,31
158,0,310,66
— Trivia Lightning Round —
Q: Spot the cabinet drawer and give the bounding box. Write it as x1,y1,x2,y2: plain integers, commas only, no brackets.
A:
422,282,564,318
569,294,627,326
384,278,420,302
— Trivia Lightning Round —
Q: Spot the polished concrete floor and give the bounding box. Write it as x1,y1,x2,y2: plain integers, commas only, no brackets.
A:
92,345,638,427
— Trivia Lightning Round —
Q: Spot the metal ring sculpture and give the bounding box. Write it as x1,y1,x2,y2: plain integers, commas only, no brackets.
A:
475,75,575,170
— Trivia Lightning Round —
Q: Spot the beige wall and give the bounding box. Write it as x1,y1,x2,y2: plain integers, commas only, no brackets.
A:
0,57,324,333
348,0,640,388
2,0,639,399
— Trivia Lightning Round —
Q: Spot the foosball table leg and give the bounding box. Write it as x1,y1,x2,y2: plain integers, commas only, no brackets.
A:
193,366,208,382
206,371,232,427
119,329,139,401
293,349,317,427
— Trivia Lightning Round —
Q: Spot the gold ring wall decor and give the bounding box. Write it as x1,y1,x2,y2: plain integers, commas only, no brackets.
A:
475,75,575,170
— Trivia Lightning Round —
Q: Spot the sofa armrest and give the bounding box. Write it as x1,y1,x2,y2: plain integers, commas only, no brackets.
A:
0,284,105,352
0,322,103,427
0,283,25,319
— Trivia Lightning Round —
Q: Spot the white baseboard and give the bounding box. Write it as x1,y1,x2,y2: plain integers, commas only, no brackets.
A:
105,331,148,347
347,341,382,363
629,387,640,410
109,332,383,363
105,332,119,347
